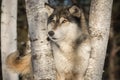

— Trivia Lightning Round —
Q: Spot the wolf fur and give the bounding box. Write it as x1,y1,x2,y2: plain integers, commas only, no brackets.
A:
45,4,91,80
6,42,32,75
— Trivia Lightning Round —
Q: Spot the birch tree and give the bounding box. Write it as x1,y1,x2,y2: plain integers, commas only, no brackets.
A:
1,0,18,80
84,0,113,80
25,0,56,80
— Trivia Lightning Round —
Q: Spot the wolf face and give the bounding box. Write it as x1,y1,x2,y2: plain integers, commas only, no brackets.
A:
45,4,84,42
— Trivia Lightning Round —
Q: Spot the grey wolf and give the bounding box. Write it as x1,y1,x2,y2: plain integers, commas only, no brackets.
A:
46,3,91,80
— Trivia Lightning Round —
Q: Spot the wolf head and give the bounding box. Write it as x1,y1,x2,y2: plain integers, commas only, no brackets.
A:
45,4,86,43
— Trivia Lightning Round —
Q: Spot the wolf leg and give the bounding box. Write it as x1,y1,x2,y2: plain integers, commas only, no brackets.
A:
75,74,84,80
56,71,74,80
56,72,65,80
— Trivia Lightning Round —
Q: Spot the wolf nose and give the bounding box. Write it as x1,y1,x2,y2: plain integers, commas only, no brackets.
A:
48,31,54,36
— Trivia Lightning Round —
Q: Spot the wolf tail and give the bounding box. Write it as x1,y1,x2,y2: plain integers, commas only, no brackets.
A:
6,51,31,75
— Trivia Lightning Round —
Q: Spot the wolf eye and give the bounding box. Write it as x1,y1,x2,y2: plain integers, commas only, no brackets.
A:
62,20,68,23
51,20,55,23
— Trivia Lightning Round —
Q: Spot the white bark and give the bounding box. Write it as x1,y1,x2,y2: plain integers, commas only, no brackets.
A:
25,0,56,80
1,0,18,80
84,0,113,80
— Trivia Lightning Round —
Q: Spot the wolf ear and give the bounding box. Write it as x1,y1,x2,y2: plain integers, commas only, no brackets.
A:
45,3,54,17
69,5,82,17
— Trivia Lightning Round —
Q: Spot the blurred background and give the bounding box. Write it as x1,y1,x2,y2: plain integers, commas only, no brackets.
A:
0,0,120,80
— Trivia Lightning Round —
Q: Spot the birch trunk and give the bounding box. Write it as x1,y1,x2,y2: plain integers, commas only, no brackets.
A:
25,0,56,80
1,0,18,80
84,0,113,80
